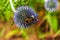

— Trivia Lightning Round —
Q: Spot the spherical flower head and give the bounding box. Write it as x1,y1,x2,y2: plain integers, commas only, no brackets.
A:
14,6,38,28
45,0,58,12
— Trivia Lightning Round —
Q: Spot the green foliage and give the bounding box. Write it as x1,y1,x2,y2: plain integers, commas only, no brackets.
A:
0,0,45,22
0,0,13,22
47,14,58,33
0,28,5,37
4,29,20,39
0,0,59,40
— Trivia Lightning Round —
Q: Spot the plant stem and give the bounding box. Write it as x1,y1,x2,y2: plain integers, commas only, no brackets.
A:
9,0,16,12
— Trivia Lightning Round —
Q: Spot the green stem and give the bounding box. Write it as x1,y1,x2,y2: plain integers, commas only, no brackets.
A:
54,30,60,37
9,0,16,12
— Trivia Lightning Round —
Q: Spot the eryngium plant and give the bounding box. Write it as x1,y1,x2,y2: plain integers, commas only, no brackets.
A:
14,6,38,28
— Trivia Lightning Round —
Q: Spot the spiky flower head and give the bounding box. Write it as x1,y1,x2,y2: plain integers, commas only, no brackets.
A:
14,6,38,28
45,0,58,12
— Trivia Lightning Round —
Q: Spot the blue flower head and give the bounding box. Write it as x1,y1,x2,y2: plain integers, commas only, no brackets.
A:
45,0,58,12
14,6,38,28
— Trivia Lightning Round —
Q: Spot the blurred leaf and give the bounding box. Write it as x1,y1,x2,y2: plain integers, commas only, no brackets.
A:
4,28,29,40
47,14,58,33
38,29,51,39
0,28,5,37
55,29,60,37
20,28,29,40
4,11,13,21
37,0,44,4
0,0,13,22
4,29,20,39
20,28,27,37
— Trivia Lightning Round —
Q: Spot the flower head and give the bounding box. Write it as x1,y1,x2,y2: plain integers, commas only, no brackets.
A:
45,0,58,12
14,6,38,28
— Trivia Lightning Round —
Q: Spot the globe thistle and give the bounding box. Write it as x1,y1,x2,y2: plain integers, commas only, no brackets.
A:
45,0,58,12
14,6,38,28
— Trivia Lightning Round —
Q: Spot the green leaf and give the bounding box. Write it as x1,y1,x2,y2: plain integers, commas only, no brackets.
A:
37,28,51,39
0,28,5,37
20,28,29,40
55,30,60,37
4,11,13,21
47,15,58,33
4,29,20,39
